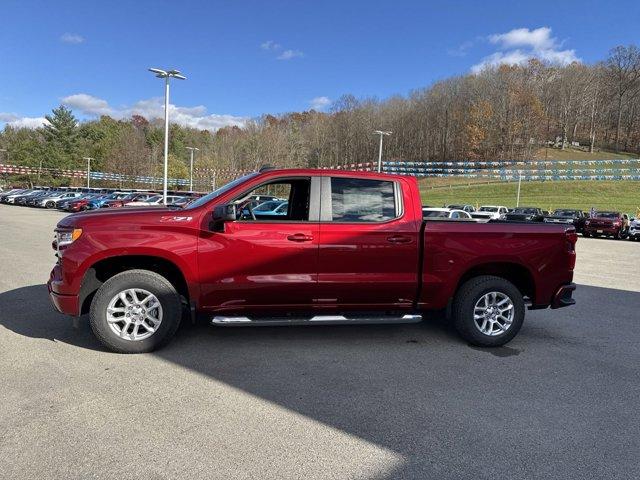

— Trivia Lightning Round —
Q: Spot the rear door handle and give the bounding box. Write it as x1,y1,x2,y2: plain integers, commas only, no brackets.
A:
386,235,412,244
287,233,314,242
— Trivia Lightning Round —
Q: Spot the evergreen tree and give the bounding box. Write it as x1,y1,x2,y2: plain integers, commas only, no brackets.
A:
43,105,79,168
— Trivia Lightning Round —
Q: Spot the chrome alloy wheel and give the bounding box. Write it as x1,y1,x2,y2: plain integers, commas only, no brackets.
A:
106,288,163,341
473,291,514,336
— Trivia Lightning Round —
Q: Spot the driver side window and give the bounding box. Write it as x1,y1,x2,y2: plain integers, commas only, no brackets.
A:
234,178,311,222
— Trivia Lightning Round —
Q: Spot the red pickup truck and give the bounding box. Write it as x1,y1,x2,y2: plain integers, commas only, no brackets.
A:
48,168,577,353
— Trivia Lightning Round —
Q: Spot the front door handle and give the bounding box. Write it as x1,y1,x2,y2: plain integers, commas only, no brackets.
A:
387,235,412,244
287,233,314,242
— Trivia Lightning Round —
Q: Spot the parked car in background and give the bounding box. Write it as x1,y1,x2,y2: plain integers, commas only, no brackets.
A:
628,217,640,241
543,209,587,232
85,192,130,210
445,204,476,213
125,194,184,206
470,205,509,220
59,194,104,212
503,207,545,222
103,192,154,208
34,192,83,208
0,188,25,201
423,207,472,219
13,190,45,206
583,211,628,239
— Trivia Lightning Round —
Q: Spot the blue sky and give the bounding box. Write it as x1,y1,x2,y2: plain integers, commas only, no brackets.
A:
1,0,639,129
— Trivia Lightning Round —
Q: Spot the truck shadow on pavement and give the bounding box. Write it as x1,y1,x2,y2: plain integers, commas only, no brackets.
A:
1,283,639,479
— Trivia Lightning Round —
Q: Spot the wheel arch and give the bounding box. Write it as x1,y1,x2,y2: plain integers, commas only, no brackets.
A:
79,254,193,315
454,261,536,304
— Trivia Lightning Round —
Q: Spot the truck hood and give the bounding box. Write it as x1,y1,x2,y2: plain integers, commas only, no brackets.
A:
57,206,185,229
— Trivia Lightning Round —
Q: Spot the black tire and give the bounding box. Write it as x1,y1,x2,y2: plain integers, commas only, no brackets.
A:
89,269,182,353
452,275,525,347
46,201,55,209
582,231,590,238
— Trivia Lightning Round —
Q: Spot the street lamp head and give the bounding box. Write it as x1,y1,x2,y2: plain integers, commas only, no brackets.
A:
186,147,200,152
148,67,167,76
373,130,392,136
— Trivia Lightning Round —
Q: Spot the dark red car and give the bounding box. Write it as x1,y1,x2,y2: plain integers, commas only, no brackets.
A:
582,211,629,239
48,168,577,353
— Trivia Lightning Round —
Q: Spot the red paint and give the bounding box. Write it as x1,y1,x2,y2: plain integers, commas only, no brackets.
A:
48,169,576,317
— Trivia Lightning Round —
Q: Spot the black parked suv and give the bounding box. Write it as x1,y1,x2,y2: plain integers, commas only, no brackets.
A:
503,207,545,222
543,209,587,233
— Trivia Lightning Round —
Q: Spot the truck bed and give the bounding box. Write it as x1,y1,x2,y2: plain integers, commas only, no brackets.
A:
419,220,576,310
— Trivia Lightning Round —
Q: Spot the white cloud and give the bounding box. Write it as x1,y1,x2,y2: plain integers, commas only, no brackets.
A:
62,94,113,116
489,27,554,50
61,93,246,131
0,113,50,129
60,33,84,44
309,96,331,110
261,40,304,60
277,49,304,61
260,40,281,51
472,26,579,73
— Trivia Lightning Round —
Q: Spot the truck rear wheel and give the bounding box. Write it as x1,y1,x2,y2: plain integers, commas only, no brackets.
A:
89,269,182,353
452,275,525,347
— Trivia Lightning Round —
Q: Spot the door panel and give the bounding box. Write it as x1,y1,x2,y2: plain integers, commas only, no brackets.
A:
316,177,419,308
198,176,320,311
198,222,319,310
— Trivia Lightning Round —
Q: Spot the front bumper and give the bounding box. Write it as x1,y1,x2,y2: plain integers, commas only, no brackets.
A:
629,228,640,238
551,283,576,309
47,265,80,316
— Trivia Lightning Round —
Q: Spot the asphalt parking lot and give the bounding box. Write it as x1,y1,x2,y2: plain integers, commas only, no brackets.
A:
1,204,639,480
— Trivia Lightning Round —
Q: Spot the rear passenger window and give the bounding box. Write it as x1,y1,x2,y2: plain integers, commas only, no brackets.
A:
330,178,397,222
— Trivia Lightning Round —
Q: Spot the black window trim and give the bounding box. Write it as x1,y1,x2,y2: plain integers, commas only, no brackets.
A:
319,176,404,224
228,175,320,224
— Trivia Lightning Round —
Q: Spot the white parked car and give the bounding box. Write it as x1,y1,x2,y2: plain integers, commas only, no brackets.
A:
423,208,472,219
125,194,184,207
629,217,640,241
36,192,82,208
471,205,509,220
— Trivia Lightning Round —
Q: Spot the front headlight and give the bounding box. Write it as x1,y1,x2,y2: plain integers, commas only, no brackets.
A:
585,220,590,225
56,228,83,248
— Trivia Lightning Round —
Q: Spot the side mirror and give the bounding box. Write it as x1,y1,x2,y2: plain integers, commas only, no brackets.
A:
210,204,236,232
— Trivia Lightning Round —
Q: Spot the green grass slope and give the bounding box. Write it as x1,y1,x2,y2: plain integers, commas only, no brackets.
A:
420,180,640,214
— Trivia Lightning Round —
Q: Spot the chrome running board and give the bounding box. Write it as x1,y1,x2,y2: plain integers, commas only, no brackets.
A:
211,313,422,326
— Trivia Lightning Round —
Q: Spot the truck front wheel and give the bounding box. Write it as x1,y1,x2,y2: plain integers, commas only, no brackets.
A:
89,269,182,353
452,275,525,347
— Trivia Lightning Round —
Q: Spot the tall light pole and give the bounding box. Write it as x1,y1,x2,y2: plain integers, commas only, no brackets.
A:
185,146,199,192
148,68,187,204
373,130,392,172
83,157,94,188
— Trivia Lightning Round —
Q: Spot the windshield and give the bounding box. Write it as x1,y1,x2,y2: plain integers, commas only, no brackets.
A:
185,173,259,210
553,209,578,217
146,195,162,203
513,208,537,214
479,207,498,212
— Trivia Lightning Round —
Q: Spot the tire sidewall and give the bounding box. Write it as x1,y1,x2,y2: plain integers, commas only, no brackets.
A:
453,276,525,347
90,269,182,353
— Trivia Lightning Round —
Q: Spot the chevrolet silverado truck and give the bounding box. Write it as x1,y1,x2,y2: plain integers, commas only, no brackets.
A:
48,168,577,354
582,211,629,239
